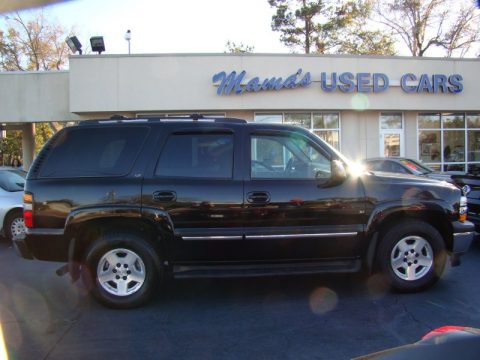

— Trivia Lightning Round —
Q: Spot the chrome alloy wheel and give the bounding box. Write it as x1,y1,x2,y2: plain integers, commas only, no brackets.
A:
390,236,433,281
10,217,26,239
96,248,146,296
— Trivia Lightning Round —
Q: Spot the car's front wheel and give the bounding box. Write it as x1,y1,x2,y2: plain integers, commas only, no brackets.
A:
377,220,446,292
82,231,162,308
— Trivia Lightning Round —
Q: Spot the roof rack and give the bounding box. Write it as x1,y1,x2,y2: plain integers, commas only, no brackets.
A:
79,114,247,126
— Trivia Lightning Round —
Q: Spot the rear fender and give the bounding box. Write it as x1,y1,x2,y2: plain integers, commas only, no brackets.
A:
65,205,174,282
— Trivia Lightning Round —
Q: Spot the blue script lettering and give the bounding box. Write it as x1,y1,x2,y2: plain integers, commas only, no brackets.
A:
213,69,312,95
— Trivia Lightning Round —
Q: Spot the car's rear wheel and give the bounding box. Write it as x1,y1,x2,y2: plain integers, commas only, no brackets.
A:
4,209,25,243
377,220,446,292
82,231,162,308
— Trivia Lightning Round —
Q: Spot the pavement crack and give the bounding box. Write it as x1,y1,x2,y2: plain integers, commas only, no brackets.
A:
400,301,433,332
41,305,85,360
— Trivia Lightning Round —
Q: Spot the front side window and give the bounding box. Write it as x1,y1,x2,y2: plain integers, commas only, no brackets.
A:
255,112,341,150
251,134,330,180
156,133,233,179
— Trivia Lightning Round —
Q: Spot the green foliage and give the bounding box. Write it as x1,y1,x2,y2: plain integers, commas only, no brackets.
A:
34,123,54,153
268,0,396,55
0,130,22,165
0,10,70,71
0,123,55,165
225,41,255,53
375,0,480,57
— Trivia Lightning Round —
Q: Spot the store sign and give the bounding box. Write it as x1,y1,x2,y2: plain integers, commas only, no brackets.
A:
212,69,463,95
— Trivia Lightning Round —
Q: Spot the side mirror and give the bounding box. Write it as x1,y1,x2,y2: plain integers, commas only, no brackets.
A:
321,160,347,187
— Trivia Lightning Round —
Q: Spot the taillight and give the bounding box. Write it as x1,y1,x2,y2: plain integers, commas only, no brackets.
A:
459,195,467,222
23,192,34,228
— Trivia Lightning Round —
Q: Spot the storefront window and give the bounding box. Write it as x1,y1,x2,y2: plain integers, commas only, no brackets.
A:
468,131,480,162
442,113,465,129
419,130,441,163
255,112,341,150
418,112,480,174
313,113,339,129
418,114,440,129
380,113,402,129
467,114,480,128
255,114,283,123
284,113,311,128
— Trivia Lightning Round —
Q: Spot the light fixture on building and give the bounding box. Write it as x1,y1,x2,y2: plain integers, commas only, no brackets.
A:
124,30,131,54
90,36,105,54
66,36,82,55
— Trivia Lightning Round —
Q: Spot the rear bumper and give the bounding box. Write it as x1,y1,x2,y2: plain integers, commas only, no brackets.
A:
14,228,69,262
12,236,34,260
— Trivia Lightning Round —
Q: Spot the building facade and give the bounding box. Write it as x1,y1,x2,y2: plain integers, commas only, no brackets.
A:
1,53,479,171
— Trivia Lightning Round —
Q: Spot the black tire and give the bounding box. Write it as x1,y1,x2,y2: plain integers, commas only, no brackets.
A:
82,231,162,309
4,209,25,243
377,220,446,292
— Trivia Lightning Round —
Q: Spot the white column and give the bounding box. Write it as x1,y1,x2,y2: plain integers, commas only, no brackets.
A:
22,123,35,170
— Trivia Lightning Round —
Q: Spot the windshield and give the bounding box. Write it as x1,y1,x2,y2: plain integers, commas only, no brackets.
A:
399,159,433,175
0,169,26,192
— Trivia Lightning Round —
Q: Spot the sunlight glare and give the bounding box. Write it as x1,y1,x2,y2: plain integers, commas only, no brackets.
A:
0,322,8,360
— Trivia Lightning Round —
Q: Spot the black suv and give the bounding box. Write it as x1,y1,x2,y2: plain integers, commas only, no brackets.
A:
14,116,474,308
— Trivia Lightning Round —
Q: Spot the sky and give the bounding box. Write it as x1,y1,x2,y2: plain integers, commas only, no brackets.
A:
18,0,288,55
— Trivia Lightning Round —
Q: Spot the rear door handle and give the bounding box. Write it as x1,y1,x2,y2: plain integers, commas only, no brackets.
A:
153,191,177,202
247,191,270,204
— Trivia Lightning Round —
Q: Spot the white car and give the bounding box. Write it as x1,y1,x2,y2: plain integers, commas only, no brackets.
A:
0,167,26,242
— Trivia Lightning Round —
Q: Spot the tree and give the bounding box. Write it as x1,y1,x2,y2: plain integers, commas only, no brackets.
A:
0,10,74,163
0,10,70,71
225,40,255,53
268,0,395,55
374,0,480,57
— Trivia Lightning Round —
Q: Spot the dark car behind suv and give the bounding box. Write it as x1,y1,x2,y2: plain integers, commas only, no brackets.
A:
14,116,474,308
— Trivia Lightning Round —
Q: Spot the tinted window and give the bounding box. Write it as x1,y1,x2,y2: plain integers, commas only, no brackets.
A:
0,170,26,192
251,134,330,179
156,134,233,179
39,127,148,178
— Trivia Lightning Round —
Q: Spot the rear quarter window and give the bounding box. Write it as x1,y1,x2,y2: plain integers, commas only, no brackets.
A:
39,126,149,178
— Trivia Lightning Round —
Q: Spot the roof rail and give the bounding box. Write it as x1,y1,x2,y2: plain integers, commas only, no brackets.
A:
78,114,247,126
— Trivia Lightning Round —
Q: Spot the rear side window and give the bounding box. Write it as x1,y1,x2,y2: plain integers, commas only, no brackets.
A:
156,133,233,179
39,127,148,178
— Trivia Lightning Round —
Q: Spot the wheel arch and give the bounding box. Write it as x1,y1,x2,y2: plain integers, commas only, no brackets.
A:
2,207,24,237
364,208,453,272
66,209,174,282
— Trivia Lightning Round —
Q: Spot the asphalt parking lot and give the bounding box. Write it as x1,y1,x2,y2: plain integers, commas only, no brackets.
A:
1,239,480,360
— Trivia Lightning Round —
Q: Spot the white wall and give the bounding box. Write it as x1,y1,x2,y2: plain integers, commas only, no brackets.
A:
0,71,79,123
69,54,479,114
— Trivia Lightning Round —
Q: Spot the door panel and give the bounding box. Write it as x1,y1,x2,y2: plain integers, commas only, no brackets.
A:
244,131,366,260
142,129,244,262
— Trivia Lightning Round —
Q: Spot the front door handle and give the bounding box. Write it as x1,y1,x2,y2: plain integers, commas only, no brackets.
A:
247,191,270,204
153,191,177,202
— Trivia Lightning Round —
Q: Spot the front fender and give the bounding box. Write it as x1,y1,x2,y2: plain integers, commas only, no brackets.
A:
365,199,454,236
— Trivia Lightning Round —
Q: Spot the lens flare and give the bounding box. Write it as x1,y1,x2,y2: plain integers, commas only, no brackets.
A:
348,161,366,178
351,93,369,111
0,322,8,360
309,287,338,315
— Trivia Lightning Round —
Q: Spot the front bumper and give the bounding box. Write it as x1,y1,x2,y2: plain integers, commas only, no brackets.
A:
451,220,475,255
